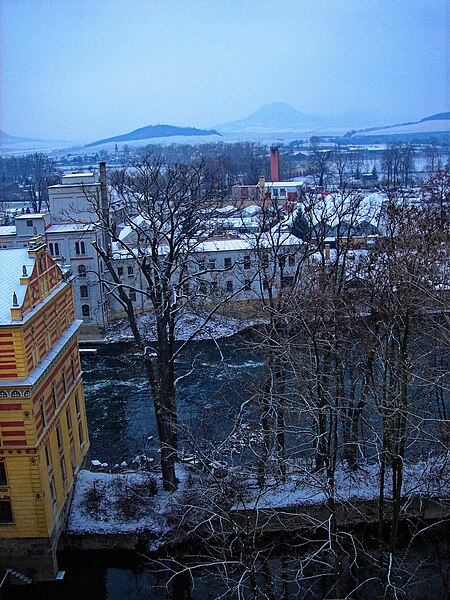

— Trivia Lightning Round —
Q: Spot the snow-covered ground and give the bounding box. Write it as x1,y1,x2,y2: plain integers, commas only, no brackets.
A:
236,457,450,509
105,311,263,343
68,466,190,540
68,456,449,540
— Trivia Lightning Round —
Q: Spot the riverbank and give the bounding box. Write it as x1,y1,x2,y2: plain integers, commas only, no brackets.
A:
104,310,265,344
65,456,450,552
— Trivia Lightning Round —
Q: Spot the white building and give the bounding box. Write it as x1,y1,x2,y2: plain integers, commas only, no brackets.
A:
106,228,302,318
48,173,101,224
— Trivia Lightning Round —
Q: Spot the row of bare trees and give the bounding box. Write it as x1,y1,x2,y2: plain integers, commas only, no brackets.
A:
84,158,448,597
0,153,60,211
241,180,449,597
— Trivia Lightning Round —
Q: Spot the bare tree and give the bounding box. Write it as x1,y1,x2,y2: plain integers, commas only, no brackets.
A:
382,143,415,188
332,143,350,189
308,137,330,187
92,156,236,490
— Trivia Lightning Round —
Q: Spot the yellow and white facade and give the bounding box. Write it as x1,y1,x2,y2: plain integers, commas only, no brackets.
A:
0,237,89,580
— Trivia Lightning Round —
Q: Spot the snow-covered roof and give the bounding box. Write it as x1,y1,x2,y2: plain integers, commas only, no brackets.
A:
0,225,16,236
265,181,303,188
45,223,96,234
241,205,261,216
0,247,35,325
195,233,301,253
15,213,47,220
118,215,146,242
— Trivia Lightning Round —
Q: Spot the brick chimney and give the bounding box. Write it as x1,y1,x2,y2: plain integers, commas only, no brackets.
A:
270,146,279,182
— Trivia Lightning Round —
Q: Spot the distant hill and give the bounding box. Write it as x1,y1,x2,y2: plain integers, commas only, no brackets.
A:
85,124,221,148
0,130,41,144
420,112,450,122
0,130,73,154
217,102,331,131
348,112,450,141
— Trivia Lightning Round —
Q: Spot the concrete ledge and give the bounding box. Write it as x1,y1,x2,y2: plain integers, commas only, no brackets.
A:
230,497,450,533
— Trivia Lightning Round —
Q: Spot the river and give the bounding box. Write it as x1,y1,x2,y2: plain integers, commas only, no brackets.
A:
81,334,264,464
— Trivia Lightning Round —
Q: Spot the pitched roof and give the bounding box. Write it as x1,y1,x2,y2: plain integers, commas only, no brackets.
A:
0,247,35,325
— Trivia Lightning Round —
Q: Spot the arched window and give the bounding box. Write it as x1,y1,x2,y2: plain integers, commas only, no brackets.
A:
78,265,86,278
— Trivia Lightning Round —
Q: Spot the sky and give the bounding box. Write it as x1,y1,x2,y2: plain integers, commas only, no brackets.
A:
1,0,449,143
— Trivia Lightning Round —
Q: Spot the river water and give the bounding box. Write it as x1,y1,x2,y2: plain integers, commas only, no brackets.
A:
81,334,264,464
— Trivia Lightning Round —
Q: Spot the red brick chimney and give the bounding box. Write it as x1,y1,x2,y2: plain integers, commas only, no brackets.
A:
270,146,280,182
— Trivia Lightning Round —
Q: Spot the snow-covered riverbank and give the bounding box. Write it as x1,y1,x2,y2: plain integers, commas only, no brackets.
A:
68,456,449,545
105,311,264,344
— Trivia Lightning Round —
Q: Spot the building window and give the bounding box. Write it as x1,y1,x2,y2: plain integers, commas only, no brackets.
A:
78,264,86,278
78,422,84,447
261,253,269,268
75,241,86,255
0,500,13,523
244,255,251,270
127,266,134,276
288,255,295,267
75,392,80,416
198,259,205,270
60,456,67,483
56,425,63,452
45,330,51,352
26,219,33,227
49,477,57,504
129,291,136,302
40,400,47,428
0,462,7,486
80,285,89,298
226,280,233,293
208,259,216,270
224,257,232,269
62,370,67,395
281,276,294,288
244,279,251,291
81,304,90,317
66,408,72,432
45,445,52,471
52,383,57,410
49,242,60,256
71,357,76,380
117,266,124,277
32,344,40,367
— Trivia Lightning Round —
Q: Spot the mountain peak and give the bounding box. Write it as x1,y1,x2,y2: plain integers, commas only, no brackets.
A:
218,102,328,131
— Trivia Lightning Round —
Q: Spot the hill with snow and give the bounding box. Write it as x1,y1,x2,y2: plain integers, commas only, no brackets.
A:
349,112,449,141
84,124,221,149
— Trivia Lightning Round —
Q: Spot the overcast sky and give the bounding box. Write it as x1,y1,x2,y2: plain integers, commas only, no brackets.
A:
1,0,448,143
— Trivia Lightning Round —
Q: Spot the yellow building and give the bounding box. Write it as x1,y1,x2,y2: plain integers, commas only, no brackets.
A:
0,237,89,580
